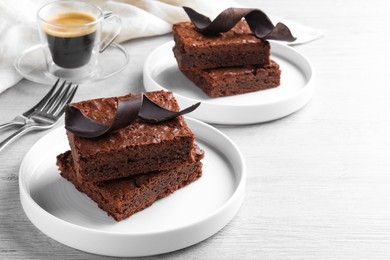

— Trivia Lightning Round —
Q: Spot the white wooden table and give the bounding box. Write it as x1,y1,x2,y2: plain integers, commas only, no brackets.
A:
1,0,390,259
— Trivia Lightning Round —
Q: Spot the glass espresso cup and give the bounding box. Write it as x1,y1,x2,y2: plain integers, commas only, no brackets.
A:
37,0,121,80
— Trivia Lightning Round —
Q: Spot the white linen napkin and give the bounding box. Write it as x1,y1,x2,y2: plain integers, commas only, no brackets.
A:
0,0,323,94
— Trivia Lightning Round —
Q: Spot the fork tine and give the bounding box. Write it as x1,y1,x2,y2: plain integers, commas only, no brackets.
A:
51,83,76,116
54,84,78,117
47,82,73,115
66,84,78,106
22,78,60,117
36,80,68,112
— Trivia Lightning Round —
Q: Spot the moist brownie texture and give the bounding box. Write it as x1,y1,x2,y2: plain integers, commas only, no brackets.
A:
180,60,281,97
57,146,204,221
173,21,270,70
67,91,195,182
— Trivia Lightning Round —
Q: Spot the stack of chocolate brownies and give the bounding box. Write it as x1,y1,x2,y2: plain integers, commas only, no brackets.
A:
172,20,281,97
56,91,204,221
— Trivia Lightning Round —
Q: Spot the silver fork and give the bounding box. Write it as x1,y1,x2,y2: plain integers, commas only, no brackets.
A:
0,80,78,152
0,78,62,130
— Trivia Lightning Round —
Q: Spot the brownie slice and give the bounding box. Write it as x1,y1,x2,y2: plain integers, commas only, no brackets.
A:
172,21,270,70
57,147,204,221
66,91,195,182
180,60,281,97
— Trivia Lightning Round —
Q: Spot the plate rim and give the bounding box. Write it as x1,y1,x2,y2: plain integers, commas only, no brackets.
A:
18,117,246,256
143,40,315,124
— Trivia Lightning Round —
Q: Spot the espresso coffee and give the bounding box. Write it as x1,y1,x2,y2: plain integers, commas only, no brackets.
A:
44,12,97,69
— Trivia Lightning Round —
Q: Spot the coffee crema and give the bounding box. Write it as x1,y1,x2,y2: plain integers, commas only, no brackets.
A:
44,12,97,37
44,12,97,68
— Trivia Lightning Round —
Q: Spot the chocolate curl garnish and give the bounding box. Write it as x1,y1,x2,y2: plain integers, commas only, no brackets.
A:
139,95,201,123
65,94,200,138
183,6,296,42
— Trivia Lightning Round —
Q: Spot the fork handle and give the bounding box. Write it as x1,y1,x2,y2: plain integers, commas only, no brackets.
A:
0,121,25,130
0,115,28,130
0,124,35,152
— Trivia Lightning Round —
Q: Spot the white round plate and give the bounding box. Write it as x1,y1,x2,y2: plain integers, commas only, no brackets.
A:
143,41,314,125
19,118,246,257
15,43,129,85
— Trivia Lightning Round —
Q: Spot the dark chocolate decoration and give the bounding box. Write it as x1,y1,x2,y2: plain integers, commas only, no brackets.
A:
139,95,200,123
183,6,296,42
65,94,200,138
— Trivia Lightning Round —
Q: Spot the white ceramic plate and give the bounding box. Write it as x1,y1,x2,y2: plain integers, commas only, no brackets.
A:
19,118,246,257
143,41,314,125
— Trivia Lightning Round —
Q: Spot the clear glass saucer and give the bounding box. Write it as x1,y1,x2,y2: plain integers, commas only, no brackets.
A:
14,43,129,84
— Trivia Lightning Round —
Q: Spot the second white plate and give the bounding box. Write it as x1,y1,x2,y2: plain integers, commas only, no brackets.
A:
19,117,246,257
143,41,314,125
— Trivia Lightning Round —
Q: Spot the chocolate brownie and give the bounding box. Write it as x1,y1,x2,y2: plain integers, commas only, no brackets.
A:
180,60,281,97
172,21,270,70
57,146,204,221
66,91,195,182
